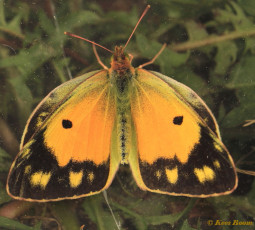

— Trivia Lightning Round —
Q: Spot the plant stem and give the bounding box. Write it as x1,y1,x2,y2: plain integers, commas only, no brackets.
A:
171,29,255,51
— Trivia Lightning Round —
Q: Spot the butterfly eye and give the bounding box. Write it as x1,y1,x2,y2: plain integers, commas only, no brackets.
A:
173,116,183,125
62,119,73,129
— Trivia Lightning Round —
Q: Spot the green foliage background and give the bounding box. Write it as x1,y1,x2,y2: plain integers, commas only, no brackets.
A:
0,0,254,229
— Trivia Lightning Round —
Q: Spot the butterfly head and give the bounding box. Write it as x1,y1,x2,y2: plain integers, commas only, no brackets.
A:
110,46,134,75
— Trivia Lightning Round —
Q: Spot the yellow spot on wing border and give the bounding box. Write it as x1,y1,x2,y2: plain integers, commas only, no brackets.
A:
37,112,49,127
30,171,51,189
155,170,162,179
213,160,221,169
213,141,223,152
69,170,83,188
194,168,205,183
165,167,178,184
40,172,52,188
203,166,215,180
194,166,215,183
24,165,31,174
87,172,95,183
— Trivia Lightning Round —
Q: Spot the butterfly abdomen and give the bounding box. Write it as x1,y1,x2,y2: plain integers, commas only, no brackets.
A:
113,75,133,165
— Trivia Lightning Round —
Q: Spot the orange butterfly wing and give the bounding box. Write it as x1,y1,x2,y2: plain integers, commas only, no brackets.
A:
129,69,237,197
7,70,119,201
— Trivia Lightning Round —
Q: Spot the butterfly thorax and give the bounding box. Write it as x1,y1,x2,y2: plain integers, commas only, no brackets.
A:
109,46,135,98
110,46,135,76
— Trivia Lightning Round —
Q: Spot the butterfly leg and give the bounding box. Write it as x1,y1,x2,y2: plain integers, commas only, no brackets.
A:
93,44,109,70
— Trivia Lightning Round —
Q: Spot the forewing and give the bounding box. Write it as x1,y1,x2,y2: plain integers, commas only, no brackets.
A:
129,69,237,197
7,70,119,201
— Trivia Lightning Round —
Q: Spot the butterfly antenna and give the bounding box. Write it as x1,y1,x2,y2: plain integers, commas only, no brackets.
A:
64,32,113,54
123,5,151,51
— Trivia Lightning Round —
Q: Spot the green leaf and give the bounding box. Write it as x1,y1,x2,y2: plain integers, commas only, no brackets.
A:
222,55,255,127
215,2,254,30
185,20,208,42
180,220,197,230
51,201,80,230
0,44,56,78
0,181,11,204
0,0,6,25
223,87,255,127
59,10,100,33
8,76,33,125
0,147,11,173
136,33,189,73
82,195,121,230
227,56,255,89
238,0,255,16
0,147,10,158
214,41,237,75
0,1,24,38
0,216,39,230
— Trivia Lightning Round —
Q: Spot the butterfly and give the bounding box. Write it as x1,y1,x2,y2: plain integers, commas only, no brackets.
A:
7,6,238,202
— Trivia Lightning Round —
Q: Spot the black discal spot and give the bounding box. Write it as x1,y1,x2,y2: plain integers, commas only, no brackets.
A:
173,116,183,125
62,119,72,129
